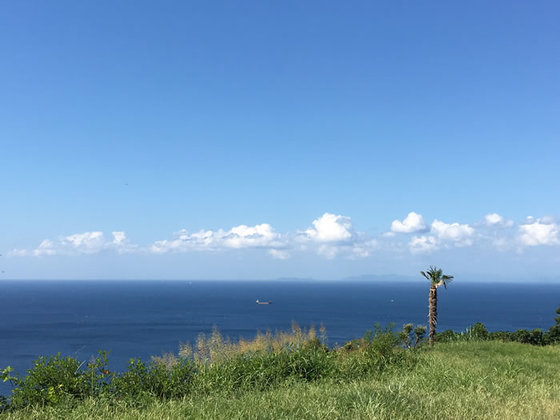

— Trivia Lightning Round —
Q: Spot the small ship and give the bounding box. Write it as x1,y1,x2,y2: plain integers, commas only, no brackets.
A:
256,299,272,305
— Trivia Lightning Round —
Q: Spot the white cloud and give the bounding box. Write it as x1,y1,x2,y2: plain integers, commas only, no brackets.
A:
296,213,377,259
519,219,559,246
10,213,559,261
299,213,375,259
409,235,438,253
431,219,474,246
484,213,513,227
350,240,378,258
110,232,137,254
313,239,377,260
112,231,127,245
150,223,285,254
391,212,427,233
303,213,353,242
267,249,290,260
317,245,339,259
224,224,281,249
10,231,135,256
64,231,105,253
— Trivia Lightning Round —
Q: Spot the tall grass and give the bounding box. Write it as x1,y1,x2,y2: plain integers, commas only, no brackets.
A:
178,322,326,363
2,341,560,419
1,323,412,413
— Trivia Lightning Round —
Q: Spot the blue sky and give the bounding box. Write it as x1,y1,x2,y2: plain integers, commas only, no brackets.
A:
1,1,559,280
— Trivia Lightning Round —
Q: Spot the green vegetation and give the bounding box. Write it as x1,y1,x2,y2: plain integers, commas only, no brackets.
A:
435,303,560,345
2,339,560,419
2,305,560,419
1,323,416,412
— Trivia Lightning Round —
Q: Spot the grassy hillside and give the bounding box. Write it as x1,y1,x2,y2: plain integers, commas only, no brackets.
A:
3,340,560,419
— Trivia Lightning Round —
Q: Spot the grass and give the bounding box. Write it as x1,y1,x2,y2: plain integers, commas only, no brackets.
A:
3,340,560,419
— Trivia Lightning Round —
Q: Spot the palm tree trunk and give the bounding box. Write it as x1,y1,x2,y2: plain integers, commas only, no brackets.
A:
428,284,438,346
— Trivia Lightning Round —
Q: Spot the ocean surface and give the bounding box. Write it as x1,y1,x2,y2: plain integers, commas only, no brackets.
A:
1,280,559,394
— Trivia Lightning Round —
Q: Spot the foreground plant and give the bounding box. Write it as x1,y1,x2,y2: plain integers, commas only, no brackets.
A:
420,266,454,346
399,323,427,349
0,324,412,411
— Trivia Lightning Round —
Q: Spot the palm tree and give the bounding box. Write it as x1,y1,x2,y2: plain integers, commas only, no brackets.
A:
420,266,454,346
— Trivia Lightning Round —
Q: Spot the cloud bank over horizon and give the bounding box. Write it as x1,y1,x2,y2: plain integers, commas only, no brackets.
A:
8,212,560,261
10,231,137,257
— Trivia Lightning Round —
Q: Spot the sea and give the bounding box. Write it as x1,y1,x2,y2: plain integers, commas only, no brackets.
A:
1,279,559,395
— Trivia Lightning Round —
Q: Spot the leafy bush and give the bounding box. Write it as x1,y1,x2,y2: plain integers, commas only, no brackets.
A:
111,357,194,402
544,305,560,344
488,331,513,342
467,322,489,340
434,322,550,346
510,329,544,346
6,354,85,408
84,351,114,398
435,329,458,343
399,323,427,348
413,325,427,347
436,323,547,346
1,351,113,410
357,324,412,372
0,394,8,413
363,324,399,362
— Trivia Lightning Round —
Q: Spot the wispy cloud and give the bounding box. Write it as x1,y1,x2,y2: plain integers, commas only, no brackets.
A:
430,219,474,247
484,213,513,227
150,224,286,254
398,214,475,253
409,235,438,254
10,231,135,256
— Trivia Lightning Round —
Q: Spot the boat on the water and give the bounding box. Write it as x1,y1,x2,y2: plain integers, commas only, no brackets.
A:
256,299,272,305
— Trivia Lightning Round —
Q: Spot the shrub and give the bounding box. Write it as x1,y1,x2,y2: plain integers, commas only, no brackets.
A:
399,324,414,349
84,351,114,398
435,329,458,343
0,394,8,413
510,329,544,346
529,329,544,346
544,327,560,344
360,324,410,371
399,324,427,348
468,322,489,340
544,306,560,344
413,325,427,347
488,331,513,342
7,354,86,409
112,357,194,402
111,359,149,401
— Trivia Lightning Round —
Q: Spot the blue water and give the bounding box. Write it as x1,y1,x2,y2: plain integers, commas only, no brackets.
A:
1,280,559,395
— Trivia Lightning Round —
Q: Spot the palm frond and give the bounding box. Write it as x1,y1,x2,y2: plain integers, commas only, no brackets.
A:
420,266,454,287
